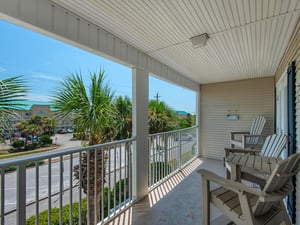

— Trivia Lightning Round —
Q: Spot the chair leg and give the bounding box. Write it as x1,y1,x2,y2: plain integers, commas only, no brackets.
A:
202,177,210,225
280,201,292,225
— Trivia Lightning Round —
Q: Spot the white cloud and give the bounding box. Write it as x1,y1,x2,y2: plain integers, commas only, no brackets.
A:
26,93,52,102
0,67,7,73
30,73,63,82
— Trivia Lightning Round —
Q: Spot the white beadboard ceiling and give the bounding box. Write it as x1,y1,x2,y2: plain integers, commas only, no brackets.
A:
52,0,300,84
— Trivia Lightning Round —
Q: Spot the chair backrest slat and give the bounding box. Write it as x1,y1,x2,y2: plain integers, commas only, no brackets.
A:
248,116,266,144
260,134,287,157
254,153,300,216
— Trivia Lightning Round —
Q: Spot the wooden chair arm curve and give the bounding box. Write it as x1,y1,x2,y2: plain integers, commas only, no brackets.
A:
230,131,249,136
224,148,260,156
197,169,263,196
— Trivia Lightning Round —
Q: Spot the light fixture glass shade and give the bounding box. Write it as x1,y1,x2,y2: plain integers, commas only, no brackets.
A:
190,33,209,48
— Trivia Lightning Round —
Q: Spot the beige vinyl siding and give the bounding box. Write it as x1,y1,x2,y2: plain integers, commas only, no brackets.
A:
200,77,274,160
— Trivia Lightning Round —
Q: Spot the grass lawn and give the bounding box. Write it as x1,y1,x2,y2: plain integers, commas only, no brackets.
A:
0,145,59,160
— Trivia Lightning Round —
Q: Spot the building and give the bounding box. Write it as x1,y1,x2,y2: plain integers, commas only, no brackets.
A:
10,101,73,130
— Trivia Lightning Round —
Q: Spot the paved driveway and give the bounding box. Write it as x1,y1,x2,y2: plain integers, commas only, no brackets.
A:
52,133,82,149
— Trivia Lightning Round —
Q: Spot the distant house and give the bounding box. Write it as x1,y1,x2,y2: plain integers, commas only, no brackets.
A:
10,101,73,130
173,110,189,117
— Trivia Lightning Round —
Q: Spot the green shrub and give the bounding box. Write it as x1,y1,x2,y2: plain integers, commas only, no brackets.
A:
12,139,24,149
39,135,53,146
113,178,129,205
26,179,130,224
4,161,44,173
150,162,171,183
25,141,39,150
26,199,87,225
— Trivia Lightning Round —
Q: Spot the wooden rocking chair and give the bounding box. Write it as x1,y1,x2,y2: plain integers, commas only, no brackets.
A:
230,116,266,149
198,152,300,225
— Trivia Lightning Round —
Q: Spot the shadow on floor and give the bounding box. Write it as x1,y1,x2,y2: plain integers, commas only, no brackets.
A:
107,157,230,225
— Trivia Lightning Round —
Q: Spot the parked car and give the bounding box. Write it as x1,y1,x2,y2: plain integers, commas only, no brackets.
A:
57,128,67,134
27,135,39,142
4,133,10,140
67,128,74,133
12,132,26,141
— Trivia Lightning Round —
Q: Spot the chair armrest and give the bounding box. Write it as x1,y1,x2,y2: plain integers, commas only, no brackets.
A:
242,134,264,138
230,131,250,135
224,148,260,157
230,131,250,137
198,169,292,203
260,181,294,202
198,169,263,196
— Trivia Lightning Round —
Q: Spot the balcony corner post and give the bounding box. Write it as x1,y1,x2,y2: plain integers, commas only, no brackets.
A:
17,163,26,225
132,67,149,201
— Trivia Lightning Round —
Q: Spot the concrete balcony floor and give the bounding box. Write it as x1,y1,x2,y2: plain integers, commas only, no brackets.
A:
107,157,231,225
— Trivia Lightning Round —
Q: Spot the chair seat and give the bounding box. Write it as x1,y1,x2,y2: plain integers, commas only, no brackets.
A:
211,187,282,224
211,187,258,219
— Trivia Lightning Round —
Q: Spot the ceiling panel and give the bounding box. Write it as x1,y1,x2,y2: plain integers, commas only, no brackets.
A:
52,0,300,84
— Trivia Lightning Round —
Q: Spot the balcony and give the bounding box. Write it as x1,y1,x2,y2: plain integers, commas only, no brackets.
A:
0,127,202,225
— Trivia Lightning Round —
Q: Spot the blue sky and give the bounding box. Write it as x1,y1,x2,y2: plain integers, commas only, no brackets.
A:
0,20,196,113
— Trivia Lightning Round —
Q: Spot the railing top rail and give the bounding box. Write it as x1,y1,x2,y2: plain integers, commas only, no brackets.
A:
0,137,136,168
148,126,198,137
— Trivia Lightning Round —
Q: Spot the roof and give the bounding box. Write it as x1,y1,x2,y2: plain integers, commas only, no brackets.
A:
173,110,188,116
11,100,55,111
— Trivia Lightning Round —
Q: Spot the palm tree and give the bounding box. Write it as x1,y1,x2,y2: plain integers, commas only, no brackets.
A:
52,70,115,224
0,76,28,139
113,96,132,140
148,99,176,134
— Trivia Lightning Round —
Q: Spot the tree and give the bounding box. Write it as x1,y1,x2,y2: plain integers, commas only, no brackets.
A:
177,113,193,129
148,99,176,134
52,70,115,224
113,96,132,140
0,76,28,137
16,115,55,138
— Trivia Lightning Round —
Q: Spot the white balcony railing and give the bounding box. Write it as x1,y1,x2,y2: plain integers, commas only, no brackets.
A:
0,138,135,225
0,127,198,225
148,126,198,188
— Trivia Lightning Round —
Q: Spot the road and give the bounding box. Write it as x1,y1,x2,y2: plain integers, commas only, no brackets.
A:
3,134,129,224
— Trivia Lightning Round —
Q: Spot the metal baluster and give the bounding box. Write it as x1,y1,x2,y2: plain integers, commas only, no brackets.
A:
107,147,111,218
87,151,90,225
35,161,39,225
94,148,97,225
101,146,104,222
59,156,63,225
17,163,26,225
48,159,52,225
164,134,168,177
113,145,116,214
78,152,82,225
124,143,127,206
69,154,73,225
119,143,122,208
179,131,182,169
0,169,5,225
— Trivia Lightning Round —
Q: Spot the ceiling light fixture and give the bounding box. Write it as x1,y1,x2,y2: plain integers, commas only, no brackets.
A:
190,33,209,48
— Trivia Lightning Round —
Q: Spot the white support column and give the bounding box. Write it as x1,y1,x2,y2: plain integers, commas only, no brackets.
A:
132,67,149,201
197,85,201,157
